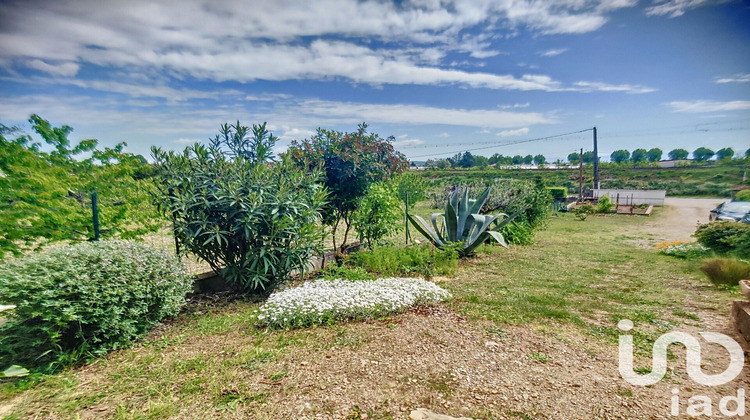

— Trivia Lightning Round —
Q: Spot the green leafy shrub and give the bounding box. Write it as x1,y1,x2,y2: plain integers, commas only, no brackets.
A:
352,183,401,248
700,258,750,286
256,277,451,329
152,122,326,292
317,263,375,281
735,190,750,201
500,221,536,245
348,243,458,278
0,241,192,370
597,196,615,213
546,187,568,200
694,221,750,257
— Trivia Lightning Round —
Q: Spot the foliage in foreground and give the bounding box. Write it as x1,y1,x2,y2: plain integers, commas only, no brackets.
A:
0,117,160,258
348,243,459,278
410,186,519,257
286,123,408,252
0,241,192,370
700,258,750,287
694,221,750,258
256,278,451,329
152,122,326,292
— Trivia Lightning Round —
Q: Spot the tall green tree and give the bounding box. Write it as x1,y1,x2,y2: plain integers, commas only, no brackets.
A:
631,148,647,163
693,147,715,161
646,148,663,162
582,151,595,164
286,123,407,252
0,116,159,258
716,147,734,160
668,148,689,160
610,149,631,164
533,154,546,165
567,152,580,164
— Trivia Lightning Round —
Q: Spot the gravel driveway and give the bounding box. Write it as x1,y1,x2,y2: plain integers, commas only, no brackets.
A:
639,197,725,243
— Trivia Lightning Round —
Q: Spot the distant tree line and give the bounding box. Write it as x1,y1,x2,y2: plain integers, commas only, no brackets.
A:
422,146,749,169
608,147,745,164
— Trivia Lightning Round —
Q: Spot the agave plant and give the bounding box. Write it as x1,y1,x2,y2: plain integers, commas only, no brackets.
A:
407,186,521,257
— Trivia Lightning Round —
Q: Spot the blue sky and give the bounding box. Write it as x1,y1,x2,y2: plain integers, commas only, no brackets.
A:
0,0,748,162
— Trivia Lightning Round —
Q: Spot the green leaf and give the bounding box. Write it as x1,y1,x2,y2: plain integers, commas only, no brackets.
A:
2,365,29,377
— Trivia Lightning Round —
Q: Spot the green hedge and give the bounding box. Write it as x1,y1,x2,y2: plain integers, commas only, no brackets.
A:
546,187,568,199
694,221,750,258
0,241,193,370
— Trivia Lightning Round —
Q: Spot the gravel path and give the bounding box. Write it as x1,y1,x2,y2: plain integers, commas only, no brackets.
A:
638,197,725,243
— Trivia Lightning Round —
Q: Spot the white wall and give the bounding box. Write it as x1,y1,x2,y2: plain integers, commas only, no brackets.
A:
593,189,666,206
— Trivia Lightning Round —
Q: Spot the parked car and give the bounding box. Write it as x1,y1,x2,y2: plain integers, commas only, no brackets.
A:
709,201,750,222
741,212,750,225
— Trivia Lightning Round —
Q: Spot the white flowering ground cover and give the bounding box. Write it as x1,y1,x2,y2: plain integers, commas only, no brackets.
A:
660,242,710,259
256,277,451,329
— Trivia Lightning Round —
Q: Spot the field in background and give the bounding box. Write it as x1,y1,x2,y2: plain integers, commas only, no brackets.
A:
421,165,748,198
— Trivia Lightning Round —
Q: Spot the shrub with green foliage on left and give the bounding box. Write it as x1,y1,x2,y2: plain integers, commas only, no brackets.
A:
152,122,327,292
0,241,193,371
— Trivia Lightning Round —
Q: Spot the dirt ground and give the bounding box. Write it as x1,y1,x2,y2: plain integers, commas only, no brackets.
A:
638,198,724,243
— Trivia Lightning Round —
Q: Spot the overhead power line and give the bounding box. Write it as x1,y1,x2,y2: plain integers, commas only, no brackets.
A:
407,128,593,159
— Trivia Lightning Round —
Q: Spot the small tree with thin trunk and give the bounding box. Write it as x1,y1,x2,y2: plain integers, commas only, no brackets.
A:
286,123,407,253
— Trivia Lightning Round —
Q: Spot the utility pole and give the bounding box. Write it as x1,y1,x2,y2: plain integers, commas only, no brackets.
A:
593,127,599,190
578,148,584,202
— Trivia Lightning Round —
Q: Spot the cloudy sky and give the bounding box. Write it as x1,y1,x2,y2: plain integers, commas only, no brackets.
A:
0,0,748,162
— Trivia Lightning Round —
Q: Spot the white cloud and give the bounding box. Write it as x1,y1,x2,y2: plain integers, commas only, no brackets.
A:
573,81,657,94
393,138,425,147
500,102,531,109
716,73,750,84
279,128,316,141
438,132,450,137
539,48,568,57
0,0,644,92
26,59,79,76
496,128,530,137
645,0,716,17
295,99,556,128
172,138,200,144
667,100,750,113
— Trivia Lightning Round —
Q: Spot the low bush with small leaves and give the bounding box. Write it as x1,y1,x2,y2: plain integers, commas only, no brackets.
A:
0,241,193,371
256,277,451,329
700,258,750,287
694,221,750,257
348,243,459,278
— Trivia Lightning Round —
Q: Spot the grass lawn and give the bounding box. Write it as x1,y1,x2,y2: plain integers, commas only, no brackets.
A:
0,208,742,419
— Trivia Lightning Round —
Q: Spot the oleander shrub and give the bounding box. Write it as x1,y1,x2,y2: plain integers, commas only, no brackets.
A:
348,243,459,278
694,221,750,257
152,122,326,292
700,258,750,287
0,241,193,370
256,277,451,329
